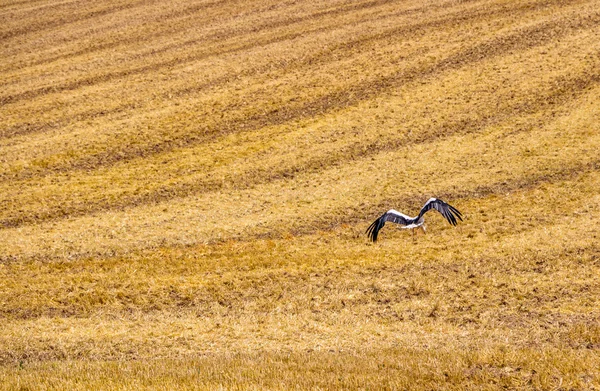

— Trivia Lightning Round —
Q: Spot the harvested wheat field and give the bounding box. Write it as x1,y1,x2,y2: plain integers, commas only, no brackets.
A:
1,0,600,389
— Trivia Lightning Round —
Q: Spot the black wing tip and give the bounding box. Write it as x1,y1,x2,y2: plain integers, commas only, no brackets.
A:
430,198,463,226
448,204,463,219
370,232,378,242
365,220,376,235
366,213,385,242
449,206,463,225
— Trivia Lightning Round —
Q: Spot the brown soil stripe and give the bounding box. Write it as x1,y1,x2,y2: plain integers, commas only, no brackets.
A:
0,0,42,10
0,0,84,14
125,0,401,61
1,68,597,229
0,0,241,72
0,104,139,139
0,0,153,41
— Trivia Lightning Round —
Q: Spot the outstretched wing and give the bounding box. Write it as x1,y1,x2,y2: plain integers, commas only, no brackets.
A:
417,198,463,226
366,210,413,242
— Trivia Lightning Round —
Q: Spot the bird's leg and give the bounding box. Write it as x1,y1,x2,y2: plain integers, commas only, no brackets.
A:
412,228,416,242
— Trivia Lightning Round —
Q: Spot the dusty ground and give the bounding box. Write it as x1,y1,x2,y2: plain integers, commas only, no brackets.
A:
1,0,600,389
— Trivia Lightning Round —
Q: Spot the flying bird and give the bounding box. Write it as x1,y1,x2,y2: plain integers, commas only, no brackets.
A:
366,198,463,242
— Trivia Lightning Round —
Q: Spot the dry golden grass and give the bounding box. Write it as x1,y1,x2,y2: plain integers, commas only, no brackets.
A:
2,0,600,389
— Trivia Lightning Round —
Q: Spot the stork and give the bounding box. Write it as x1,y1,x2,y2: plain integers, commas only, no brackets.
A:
366,198,463,242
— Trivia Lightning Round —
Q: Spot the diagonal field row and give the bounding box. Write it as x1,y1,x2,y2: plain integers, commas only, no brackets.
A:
2,169,600,319
2,0,596,172
1,6,600,230
1,77,599,261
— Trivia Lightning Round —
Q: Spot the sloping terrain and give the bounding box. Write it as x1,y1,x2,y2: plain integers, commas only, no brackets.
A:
1,0,600,389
